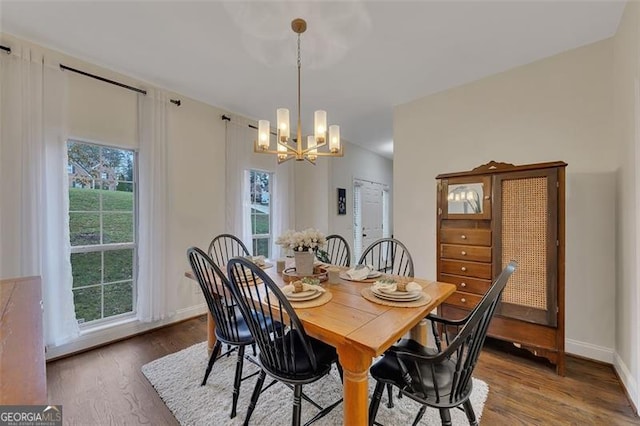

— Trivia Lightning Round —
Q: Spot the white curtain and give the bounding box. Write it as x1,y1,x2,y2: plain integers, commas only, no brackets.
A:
0,45,79,345
225,116,254,248
137,89,173,322
225,114,294,258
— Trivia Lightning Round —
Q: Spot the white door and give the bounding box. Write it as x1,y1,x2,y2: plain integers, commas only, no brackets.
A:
353,179,388,262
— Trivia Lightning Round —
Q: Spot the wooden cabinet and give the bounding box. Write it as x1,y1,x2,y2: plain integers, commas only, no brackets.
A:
0,276,47,404
436,161,566,375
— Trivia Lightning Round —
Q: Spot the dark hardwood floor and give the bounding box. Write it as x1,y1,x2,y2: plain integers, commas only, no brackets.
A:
47,316,639,425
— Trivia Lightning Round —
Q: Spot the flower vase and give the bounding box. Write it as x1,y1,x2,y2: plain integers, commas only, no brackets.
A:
294,250,314,276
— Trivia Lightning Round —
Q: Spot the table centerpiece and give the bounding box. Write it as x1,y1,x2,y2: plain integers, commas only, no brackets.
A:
276,228,326,276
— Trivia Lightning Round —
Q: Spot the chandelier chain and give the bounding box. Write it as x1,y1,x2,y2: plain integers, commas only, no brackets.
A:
297,32,302,145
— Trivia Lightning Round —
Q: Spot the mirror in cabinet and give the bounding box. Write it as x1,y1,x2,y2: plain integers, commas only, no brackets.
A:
440,175,491,220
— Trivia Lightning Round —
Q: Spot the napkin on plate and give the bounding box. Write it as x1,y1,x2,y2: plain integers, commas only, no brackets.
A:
346,264,373,280
373,280,422,294
246,255,266,267
282,282,326,294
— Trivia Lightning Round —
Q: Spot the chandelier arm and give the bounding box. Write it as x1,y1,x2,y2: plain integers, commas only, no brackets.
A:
277,138,298,153
314,149,344,157
277,154,295,164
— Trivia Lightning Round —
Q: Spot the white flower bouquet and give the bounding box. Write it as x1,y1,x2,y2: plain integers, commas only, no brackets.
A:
275,228,326,252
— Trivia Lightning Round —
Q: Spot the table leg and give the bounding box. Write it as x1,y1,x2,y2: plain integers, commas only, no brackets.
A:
337,345,372,426
409,318,429,346
207,312,217,355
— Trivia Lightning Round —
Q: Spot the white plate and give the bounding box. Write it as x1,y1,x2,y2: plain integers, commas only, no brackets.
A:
283,287,318,298
367,270,382,278
285,290,322,302
261,262,274,270
371,287,422,301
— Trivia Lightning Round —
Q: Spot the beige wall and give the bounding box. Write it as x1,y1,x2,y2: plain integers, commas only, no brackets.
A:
613,1,640,410
68,72,138,149
394,39,617,367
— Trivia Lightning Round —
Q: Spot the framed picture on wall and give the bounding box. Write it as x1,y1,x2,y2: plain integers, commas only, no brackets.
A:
337,188,347,215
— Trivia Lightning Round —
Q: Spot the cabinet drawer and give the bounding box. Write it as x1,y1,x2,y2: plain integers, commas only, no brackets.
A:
440,229,491,246
439,273,492,295
441,244,491,262
445,291,482,310
440,259,492,279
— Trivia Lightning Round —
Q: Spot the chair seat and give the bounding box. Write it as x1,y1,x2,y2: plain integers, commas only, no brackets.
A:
370,339,465,401
261,331,337,382
217,310,281,346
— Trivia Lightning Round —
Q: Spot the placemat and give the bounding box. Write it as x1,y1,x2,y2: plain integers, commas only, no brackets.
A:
361,287,432,308
287,291,333,309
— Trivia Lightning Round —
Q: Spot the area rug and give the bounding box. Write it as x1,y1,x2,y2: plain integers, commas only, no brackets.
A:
142,342,488,425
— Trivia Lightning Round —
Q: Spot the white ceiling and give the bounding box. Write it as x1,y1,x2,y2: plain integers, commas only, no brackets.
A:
0,1,625,158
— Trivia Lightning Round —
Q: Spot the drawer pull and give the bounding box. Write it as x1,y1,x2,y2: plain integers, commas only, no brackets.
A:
461,267,467,272
461,235,467,240
461,251,467,256
460,298,467,303
460,282,467,288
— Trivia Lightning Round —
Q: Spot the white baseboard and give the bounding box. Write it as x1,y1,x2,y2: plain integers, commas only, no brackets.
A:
613,352,639,413
565,338,614,364
46,303,208,360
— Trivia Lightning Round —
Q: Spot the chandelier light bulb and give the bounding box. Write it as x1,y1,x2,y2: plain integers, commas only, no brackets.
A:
314,110,327,142
258,120,270,149
277,108,290,141
329,125,340,153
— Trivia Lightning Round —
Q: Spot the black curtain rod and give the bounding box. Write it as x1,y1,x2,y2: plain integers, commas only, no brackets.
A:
221,114,276,136
0,45,11,54
59,64,181,106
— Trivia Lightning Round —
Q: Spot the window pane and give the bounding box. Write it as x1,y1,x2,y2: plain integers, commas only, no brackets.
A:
116,181,134,193
101,182,134,211
69,185,100,210
69,212,101,246
73,286,102,323
251,211,258,234
254,238,270,257
71,252,102,287
102,212,134,243
255,212,270,234
104,249,133,282
104,281,133,317
68,141,100,179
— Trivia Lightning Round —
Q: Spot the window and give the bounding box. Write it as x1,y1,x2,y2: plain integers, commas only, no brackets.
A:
67,141,137,325
249,170,272,257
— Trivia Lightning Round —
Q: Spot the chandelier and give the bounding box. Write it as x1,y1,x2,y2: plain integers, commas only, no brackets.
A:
255,18,343,164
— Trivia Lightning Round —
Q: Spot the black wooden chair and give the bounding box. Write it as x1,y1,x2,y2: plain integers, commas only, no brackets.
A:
187,247,277,419
358,238,414,277
368,261,517,426
359,237,415,407
325,234,351,267
226,257,343,426
208,233,251,267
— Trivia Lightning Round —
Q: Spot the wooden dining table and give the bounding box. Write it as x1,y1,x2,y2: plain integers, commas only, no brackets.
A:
185,264,456,425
